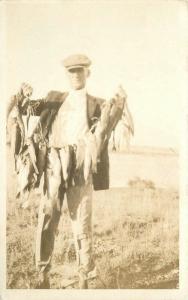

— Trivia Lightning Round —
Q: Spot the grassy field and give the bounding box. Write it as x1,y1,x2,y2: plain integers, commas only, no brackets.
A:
6,148,179,289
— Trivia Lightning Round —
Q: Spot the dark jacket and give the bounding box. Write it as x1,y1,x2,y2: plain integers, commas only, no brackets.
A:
35,91,109,190
9,90,123,190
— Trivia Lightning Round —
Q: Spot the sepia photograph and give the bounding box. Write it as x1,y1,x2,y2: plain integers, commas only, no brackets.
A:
1,0,188,299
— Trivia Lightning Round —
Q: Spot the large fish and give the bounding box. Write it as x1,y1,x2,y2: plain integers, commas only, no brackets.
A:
122,105,134,136
35,140,47,188
83,141,92,184
87,132,98,173
16,155,30,197
8,92,31,165
107,99,123,136
94,89,126,158
92,100,112,158
76,139,85,170
15,102,26,151
110,86,134,138
100,100,112,131
59,146,73,188
116,86,134,132
94,123,107,161
10,121,21,172
16,151,36,208
83,132,98,183
9,104,25,156
26,138,39,175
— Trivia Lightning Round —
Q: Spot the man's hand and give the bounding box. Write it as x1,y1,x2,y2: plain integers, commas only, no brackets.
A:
20,82,33,98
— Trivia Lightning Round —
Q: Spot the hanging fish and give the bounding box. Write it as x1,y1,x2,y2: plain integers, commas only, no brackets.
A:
83,141,92,184
122,105,134,136
86,132,98,173
16,155,30,197
94,121,107,160
59,145,73,188
10,121,21,172
35,141,47,188
93,101,113,159
75,139,85,170
16,152,36,208
13,101,26,152
9,104,25,154
82,131,97,183
15,135,39,208
100,101,112,131
107,99,123,136
27,138,39,175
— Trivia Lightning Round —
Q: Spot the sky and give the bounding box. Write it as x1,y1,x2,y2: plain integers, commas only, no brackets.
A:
4,0,188,148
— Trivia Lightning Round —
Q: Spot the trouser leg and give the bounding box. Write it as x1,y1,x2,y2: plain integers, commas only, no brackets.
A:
66,177,94,277
35,148,63,272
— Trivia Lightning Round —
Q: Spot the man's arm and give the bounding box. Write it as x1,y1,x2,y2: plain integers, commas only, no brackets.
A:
7,83,48,153
7,83,46,120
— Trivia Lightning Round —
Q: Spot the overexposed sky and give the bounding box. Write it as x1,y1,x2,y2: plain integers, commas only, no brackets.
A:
5,0,188,148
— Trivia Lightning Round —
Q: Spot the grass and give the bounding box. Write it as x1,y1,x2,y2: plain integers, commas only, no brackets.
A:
91,183,179,289
6,175,179,289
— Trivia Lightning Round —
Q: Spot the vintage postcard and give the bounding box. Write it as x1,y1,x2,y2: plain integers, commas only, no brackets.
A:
0,0,188,299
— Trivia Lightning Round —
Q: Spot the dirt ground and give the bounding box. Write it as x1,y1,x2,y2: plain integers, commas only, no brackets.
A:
6,147,179,289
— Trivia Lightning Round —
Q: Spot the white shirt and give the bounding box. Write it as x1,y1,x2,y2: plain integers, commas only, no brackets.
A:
48,88,89,147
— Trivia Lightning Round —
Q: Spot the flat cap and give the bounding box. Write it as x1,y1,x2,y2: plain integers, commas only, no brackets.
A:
63,54,91,70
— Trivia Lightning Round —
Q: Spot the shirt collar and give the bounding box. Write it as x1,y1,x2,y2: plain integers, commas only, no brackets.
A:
68,87,87,98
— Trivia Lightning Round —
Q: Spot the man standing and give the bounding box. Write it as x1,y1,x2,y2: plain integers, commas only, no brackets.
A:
36,54,105,289
8,54,126,288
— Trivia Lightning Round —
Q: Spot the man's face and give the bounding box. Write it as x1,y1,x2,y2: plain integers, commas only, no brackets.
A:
66,67,89,90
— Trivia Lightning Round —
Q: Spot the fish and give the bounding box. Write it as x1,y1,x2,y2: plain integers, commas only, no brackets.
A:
93,96,124,159
83,142,92,183
15,105,25,152
105,87,127,140
9,105,25,170
107,100,123,136
86,132,98,173
94,122,107,160
83,131,98,183
122,105,134,136
59,146,73,188
75,139,85,170
100,101,112,131
93,101,112,158
16,157,30,197
35,141,47,188
16,153,36,208
10,121,22,172
27,138,39,175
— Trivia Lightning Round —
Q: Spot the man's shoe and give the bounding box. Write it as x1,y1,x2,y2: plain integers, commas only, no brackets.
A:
79,277,88,289
78,268,88,289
